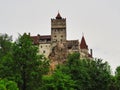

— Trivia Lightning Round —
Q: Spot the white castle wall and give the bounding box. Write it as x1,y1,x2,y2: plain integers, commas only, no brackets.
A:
39,43,51,57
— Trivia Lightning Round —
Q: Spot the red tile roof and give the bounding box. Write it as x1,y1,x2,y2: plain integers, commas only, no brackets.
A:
31,36,40,45
80,36,88,49
88,54,92,58
30,35,51,45
56,12,62,19
40,35,51,40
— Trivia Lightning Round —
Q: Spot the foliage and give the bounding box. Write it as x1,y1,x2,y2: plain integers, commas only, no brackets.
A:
108,75,118,90
11,33,49,90
0,33,12,59
0,79,19,90
0,34,14,80
59,52,111,90
41,69,75,90
115,66,120,89
87,59,111,90
0,33,49,90
1,33,120,90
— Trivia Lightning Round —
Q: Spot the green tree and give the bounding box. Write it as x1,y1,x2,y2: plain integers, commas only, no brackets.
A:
87,59,111,90
42,69,75,90
67,53,92,89
115,66,120,89
0,79,19,90
12,33,49,90
0,34,14,80
60,52,111,90
0,33,12,59
108,75,118,90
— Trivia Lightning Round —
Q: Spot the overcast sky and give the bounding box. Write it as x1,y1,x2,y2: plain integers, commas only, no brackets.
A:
0,0,120,73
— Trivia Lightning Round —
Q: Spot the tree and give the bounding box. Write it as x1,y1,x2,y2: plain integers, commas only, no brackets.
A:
62,53,91,89
41,69,75,90
115,66,120,89
60,52,111,90
12,33,49,90
0,33,12,59
0,79,19,90
87,59,111,90
108,75,118,90
0,34,14,80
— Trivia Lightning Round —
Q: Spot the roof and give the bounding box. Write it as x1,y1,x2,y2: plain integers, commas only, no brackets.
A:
56,12,62,19
80,36,88,49
40,35,51,40
31,35,51,45
31,36,40,45
88,54,92,58
67,40,79,49
67,40,79,46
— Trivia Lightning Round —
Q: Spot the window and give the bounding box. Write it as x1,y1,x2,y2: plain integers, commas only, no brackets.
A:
43,50,45,53
41,46,42,48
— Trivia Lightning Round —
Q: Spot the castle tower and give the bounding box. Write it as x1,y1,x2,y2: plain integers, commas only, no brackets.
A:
80,35,88,50
49,12,67,64
51,12,66,44
80,35,89,58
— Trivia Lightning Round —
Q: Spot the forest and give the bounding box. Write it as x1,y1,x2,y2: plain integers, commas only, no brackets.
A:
0,33,120,90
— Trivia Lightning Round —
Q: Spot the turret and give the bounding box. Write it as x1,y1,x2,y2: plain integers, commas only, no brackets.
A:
80,35,93,58
80,35,88,50
56,12,62,19
51,12,66,43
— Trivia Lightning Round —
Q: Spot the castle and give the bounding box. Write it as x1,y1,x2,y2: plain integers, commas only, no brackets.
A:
31,12,93,67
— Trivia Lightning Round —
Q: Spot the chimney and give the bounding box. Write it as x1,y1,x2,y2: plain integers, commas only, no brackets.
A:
90,49,93,57
37,34,40,37
28,32,30,36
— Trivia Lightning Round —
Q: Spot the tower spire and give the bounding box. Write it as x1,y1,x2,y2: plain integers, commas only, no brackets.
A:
82,32,84,36
56,11,62,19
80,35,88,49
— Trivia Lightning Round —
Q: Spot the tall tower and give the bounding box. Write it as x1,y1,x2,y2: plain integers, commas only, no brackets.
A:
51,12,66,43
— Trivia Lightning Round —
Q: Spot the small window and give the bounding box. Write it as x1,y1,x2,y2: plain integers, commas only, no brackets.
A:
43,50,45,53
41,46,42,48
61,35,63,38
